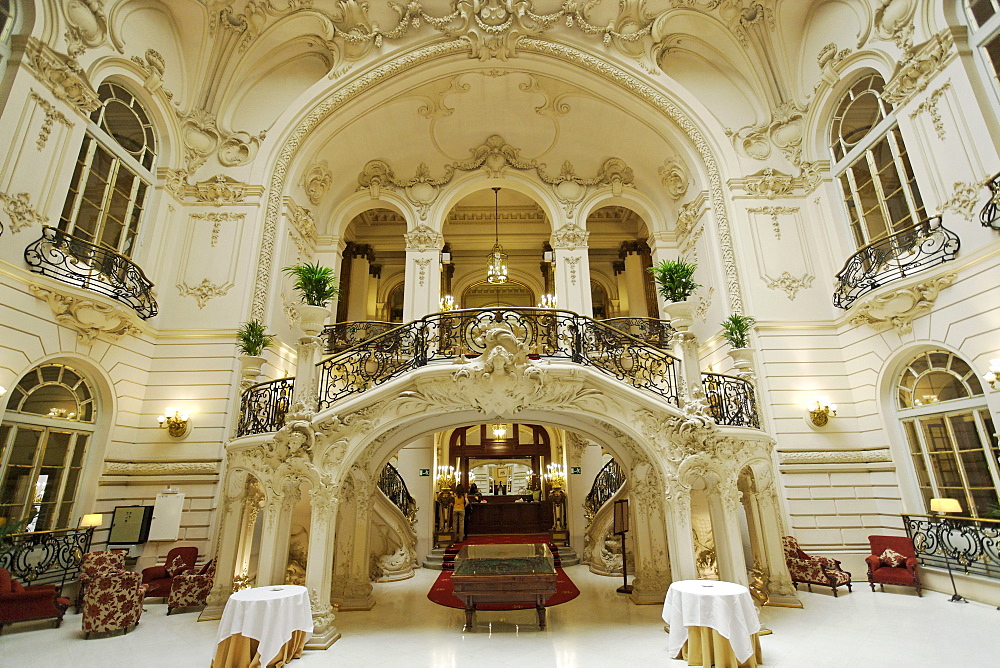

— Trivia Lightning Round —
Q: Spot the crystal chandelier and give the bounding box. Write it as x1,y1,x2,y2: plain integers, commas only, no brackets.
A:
490,422,508,440
486,187,508,284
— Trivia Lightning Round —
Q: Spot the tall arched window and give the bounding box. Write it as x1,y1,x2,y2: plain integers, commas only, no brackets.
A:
831,73,927,248
896,350,998,517
57,82,157,257
964,1,1000,97
0,1,14,73
0,364,97,530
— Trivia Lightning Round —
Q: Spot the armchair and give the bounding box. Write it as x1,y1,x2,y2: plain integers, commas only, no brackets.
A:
141,546,198,598
782,535,852,597
167,559,215,615
77,550,126,612
866,535,921,596
0,567,70,633
81,571,147,638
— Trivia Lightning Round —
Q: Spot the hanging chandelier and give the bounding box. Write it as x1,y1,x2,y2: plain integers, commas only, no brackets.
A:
486,187,508,284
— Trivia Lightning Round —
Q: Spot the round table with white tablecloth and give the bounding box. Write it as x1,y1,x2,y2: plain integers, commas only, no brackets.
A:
212,585,313,668
662,580,762,668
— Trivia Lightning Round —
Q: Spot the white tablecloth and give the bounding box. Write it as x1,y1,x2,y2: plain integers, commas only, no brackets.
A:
662,580,760,663
217,585,313,666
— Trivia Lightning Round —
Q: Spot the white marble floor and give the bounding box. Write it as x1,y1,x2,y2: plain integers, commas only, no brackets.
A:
1,567,996,667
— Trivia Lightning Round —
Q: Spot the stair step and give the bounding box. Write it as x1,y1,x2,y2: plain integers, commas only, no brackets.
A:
422,543,580,569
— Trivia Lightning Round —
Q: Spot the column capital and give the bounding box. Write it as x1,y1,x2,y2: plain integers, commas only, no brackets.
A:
404,225,444,251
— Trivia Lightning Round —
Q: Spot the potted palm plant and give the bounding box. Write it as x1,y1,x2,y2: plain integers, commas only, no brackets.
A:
648,257,700,330
283,261,340,336
721,314,756,374
236,319,275,383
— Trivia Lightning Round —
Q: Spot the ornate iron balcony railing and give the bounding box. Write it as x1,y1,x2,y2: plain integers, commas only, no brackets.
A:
583,458,626,523
980,171,1000,230
902,514,1000,581
598,317,674,349
316,307,681,410
378,462,418,523
701,372,760,429
24,226,158,319
833,216,959,309
323,320,400,354
0,527,93,591
237,377,294,437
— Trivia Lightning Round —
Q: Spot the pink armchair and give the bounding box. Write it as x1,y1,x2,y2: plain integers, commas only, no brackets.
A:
77,550,126,612
141,546,198,599
0,567,70,633
782,535,852,597
866,535,921,596
167,559,215,615
81,571,147,638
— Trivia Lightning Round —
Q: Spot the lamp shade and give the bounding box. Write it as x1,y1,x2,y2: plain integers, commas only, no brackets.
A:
930,498,962,514
79,513,104,528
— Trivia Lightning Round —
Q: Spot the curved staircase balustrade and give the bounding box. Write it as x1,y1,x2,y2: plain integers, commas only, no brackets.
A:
316,307,681,410
323,320,401,354
583,458,626,523
597,317,674,349
833,215,959,309
237,377,294,437
378,463,418,523
701,372,760,429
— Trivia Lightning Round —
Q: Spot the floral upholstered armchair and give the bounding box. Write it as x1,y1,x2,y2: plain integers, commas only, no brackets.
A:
781,535,852,597
81,571,147,638
77,550,126,612
166,559,215,615
0,567,71,632
141,546,198,599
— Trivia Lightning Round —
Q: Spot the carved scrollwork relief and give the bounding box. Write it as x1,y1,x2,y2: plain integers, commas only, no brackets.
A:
940,178,989,221
63,0,120,57
873,0,917,51
29,284,142,343
131,49,172,98
659,158,689,200
404,225,443,252
176,108,267,173
28,91,73,151
304,162,333,205
0,191,47,234
727,101,808,166
764,272,813,301
849,273,955,334
909,81,951,142
883,30,955,106
551,224,589,250
24,38,100,116
178,278,231,309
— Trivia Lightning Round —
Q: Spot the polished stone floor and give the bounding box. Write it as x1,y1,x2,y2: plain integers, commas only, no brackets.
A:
0,566,996,667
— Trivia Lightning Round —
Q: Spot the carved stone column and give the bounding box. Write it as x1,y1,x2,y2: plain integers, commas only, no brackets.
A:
305,486,342,649
620,241,650,318
756,479,801,607
344,242,374,322
672,330,703,406
551,224,592,316
664,481,698,582
710,478,749,586
331,473,375,611
254,482,299,586
234,485,264,584
203,471,250,616
291,336,323,411
403,225,443,321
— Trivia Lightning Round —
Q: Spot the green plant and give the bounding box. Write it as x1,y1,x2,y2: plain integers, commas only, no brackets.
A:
282,261,340,306
0,510,37,558
648,257,700,303
236,319,276,356
721,314,757,349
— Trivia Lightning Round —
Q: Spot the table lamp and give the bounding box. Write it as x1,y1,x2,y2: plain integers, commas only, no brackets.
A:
79,513,103,528
929,498,966,603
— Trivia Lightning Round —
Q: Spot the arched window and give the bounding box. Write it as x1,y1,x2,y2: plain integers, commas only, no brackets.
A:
964,1,1000,96
830,73,927,248
896,350,998,517
57,82,157,257
0,1,14,74
0,363,97,530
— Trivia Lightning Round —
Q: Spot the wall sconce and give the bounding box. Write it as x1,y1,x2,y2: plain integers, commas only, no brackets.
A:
984,359,1000,390
79,513,104,528
807,397,837,427
157,407,191,438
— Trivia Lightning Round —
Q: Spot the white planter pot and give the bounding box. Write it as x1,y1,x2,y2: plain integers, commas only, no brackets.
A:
238,355,265,387
727,347,754,375
295,304,331,337
663,298,696,331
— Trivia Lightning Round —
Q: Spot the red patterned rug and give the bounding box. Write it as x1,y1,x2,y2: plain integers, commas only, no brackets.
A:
427,534,580,610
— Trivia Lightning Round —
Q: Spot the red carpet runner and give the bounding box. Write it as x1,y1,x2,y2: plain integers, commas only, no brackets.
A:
427,534,580,610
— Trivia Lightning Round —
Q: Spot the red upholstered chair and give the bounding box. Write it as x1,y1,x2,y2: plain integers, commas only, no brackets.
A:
866,535,921,596
782,535,852,596
81,571,147,638
166,559,215,615
0,567,70,633
141,546,198,598
77,550,126,612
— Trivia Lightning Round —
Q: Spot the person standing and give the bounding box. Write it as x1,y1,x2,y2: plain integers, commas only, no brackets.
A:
453,484,468,540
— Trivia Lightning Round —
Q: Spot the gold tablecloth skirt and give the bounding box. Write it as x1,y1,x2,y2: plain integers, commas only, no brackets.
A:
675,626,762,668
211,629,308,668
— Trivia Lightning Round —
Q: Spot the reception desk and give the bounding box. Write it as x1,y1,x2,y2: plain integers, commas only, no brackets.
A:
467,499,553,534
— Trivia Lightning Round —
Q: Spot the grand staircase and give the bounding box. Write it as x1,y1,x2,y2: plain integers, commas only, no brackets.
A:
422,541,580,570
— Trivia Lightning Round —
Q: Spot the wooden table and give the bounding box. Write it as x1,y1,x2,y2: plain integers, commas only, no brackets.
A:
450,543,557,630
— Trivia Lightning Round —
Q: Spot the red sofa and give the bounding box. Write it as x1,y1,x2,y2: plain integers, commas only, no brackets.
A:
0,567,70,632
141,546,198,598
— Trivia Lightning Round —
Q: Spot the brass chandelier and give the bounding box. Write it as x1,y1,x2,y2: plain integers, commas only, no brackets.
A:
486,187,508,284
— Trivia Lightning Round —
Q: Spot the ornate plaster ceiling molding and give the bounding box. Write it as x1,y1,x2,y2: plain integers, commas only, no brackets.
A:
130,48,173,98
659,158,689,201
883,29,956,106
729,167,795,199
284,198,317,241
175,107,267,173
675,192,708,237
103,460,221,476
726,100,808,166
161,171,264,205
303,161,333,205
848,273,956,334
404,225,444,252
178,278,232,309
551,224,589,250
779,449,892,465
764,271,813,301
873,0,917,51
23,38,100,116
63,0,123,57
0,191,48,234
29,283,143,344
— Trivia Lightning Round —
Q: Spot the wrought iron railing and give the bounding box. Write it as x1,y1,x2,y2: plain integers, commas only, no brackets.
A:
237,377,294,437
833,216,959,309
24,226,158,319
316,308,681,410
980,171,1000,230
584,459,626,522
599,317,674,349
902,514,1000,581
378,463,418,523
702,372,760,429
323,320,400,354
0,527,93,591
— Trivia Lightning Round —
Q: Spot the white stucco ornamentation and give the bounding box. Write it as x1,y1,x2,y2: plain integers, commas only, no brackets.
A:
0,191,47,234
28,90,73,151
404,225,444,252
849,274,956,334
24,38,100,115
29,284,142,343
178,278,231,309
551,224,589,250
779,449,893,465
883,30,955,105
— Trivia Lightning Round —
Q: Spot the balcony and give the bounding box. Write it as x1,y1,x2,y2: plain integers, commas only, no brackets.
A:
701,372,760,429
902,514,1000,582
236,377,294,437
323,320,400,354
833,216,959,309
24,226,158,319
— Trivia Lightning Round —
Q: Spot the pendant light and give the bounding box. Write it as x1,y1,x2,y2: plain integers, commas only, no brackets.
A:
486,187,508,284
